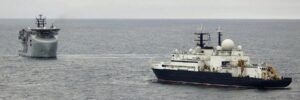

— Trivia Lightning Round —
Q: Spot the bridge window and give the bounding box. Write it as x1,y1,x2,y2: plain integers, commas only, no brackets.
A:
221,61,230,67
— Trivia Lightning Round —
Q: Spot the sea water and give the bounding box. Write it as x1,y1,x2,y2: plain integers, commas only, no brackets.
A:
0,19,299,100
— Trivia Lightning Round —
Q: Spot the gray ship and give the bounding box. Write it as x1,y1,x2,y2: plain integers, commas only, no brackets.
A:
18,14,60,58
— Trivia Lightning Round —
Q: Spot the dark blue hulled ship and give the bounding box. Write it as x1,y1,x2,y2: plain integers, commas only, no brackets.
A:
152,27,292,88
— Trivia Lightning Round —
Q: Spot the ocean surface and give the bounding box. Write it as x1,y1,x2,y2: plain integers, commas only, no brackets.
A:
0,19,299,100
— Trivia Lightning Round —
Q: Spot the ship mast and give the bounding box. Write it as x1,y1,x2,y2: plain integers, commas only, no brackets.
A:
36,14,46,28
194,26,212,49
216,26,223,46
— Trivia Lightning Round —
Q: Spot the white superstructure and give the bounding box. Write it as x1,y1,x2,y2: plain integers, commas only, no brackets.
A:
18,14,60,58
153,28,281,80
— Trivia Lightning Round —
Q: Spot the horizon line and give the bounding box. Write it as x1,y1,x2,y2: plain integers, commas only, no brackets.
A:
1,18,300,20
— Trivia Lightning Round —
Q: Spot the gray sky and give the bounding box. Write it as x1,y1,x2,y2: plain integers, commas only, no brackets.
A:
1,0,300,19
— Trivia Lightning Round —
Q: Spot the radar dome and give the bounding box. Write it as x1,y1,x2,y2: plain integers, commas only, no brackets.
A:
216,46,222,51
194,46,202,53
221,39,235,50
189,48,193,53
237,45,242,50
173,49,179,53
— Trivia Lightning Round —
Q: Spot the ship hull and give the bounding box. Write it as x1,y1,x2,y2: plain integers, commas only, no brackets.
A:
152,68,292,88
19,36,57,58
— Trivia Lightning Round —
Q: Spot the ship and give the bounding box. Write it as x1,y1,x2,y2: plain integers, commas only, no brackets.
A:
152,27,292,88
18,14,60,58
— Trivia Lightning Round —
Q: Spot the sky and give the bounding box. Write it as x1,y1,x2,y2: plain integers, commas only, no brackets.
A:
0,0,300,19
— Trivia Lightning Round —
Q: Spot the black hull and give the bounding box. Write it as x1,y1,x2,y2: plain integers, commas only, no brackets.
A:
152,69,292,88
